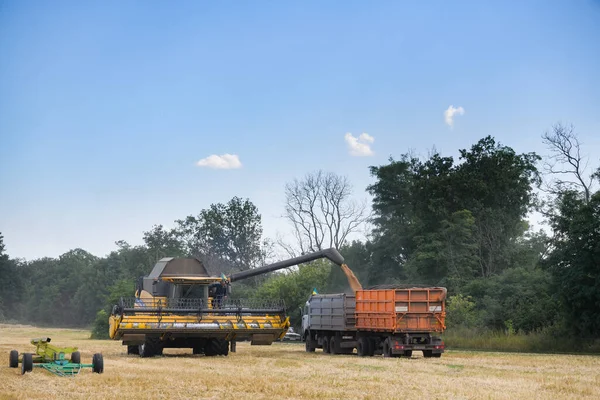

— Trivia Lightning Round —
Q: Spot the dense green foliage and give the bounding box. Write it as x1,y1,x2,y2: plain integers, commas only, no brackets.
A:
0,134,598,352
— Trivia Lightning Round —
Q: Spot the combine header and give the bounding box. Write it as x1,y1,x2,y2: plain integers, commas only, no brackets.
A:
9,337,103,376
109,248,344,357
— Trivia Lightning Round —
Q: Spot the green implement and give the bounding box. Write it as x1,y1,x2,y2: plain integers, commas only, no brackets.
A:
8,337,103,376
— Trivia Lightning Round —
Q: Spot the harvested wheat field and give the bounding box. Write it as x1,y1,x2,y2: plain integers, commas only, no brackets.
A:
1,324,599,400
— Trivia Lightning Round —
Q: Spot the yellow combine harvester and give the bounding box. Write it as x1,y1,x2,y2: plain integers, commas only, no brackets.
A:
109,248,344,357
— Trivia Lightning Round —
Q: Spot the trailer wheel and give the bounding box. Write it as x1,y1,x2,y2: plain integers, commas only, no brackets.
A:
357,337,368,357
367,338,376,356
9,350,18,368
329,336,338,355
71,351,81,364
383,340,392,358
21,353,33,374
92,353,104,373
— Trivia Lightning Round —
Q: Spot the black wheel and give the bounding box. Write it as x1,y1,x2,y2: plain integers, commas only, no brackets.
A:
21,353,33,374
357,337,368,357
383,340,392,358
329,336,337,355
71,351,81,364
139,337,161,358
367,338,376,356
304,334,315,352
204,339,228,356
404,350,413,358
433,353,442,358
219,340,229,356
127,345,139,355
9,350,18,368
193,346,203,355
92,353,104,373
322,336,330,354
423,350,433,358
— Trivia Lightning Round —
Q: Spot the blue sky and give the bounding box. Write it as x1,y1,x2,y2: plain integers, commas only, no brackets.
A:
1,0,599,260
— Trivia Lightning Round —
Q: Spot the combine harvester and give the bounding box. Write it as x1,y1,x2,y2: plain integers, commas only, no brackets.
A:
109,248,344,357
9,337,103,376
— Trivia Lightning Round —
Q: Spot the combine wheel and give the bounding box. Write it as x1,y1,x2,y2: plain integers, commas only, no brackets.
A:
127,345,139,355
219,340,229,356
71,351,81,364
21,353,33,374
9,350,18,368
204,339,228,356
92,353,104,373
139,337,161,358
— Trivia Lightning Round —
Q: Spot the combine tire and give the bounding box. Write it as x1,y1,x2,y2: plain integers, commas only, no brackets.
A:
204,339,228,356
139,337,162,358
71,351,81,364
127,345,139,355
21,353,32,374
92,353,104,373
9,350,18,368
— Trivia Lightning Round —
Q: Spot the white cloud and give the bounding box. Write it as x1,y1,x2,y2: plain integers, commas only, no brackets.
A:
344,132,374,156
196,153,242,169
444,105,465,127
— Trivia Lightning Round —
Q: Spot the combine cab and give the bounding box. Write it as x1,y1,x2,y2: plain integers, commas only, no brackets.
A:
109,249,344,357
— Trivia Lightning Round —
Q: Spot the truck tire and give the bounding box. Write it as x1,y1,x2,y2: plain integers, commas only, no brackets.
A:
322,336,330,354
305,334,315,352
9,350,18,368
329,336,338,355
403,350,413,358
383,339,392,358
423,350,432,358
357,337,368,357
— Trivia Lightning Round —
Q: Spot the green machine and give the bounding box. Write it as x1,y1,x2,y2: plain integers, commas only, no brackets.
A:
9,337,104,376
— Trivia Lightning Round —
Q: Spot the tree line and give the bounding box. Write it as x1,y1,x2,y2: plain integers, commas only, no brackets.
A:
0,123,598,349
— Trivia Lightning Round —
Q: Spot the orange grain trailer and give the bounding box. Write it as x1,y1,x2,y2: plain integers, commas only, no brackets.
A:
355,287,447,357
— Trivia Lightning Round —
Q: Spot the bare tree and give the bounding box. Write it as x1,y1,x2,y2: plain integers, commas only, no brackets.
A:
542,123,595,203
282,170,369,254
